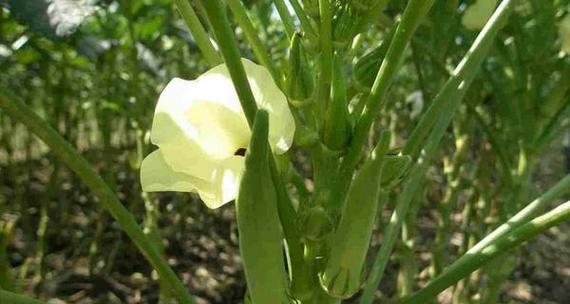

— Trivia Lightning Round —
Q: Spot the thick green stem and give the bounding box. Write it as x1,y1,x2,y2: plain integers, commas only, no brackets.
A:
402,200,570,304
287,0,317,39
338,0,433,190
273,0,296,37
199,0,259,125
226,0,281,83
174,0,221,66
0,92,194,304
317,0,333,118
402,0,513,159
473,173,570,251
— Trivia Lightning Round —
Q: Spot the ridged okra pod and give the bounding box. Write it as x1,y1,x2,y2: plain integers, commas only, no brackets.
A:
236,110,289,303
319,131,391,298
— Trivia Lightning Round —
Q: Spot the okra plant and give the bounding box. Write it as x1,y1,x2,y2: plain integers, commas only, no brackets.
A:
0,0,569,303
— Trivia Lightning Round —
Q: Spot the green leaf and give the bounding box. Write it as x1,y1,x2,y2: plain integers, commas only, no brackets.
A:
8,0,95,39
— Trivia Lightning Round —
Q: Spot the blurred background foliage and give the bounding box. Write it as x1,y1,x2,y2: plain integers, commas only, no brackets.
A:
0,0,569,303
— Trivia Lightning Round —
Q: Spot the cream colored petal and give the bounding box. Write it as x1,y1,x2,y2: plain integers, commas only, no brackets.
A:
154,60,295,160
140,150,208,192
155,76,250,160
195,156,245,209
150,111,217,181
146,59,294,209
184,99,250,159
239,59,296,154
140,150,243,209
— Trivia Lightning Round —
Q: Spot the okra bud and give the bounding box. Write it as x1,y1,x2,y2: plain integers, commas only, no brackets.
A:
332,0,388,45
332,4,360,45
353,23,398,91
236,110,289,303
319,131,391,298
287,32,314,104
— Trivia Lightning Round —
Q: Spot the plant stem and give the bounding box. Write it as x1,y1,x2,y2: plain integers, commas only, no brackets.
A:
174,0,221,67
287,0,317,38
330,0,434,214
199,1,310,298
402,200,570,304
359,1,515,301
402,0,513,159
344,0,433,169
199,0,259,125
475,173,570,251
431,130,471,276
226,0,281,84
317,0,333,118
0,92,194,304
273,0,296,37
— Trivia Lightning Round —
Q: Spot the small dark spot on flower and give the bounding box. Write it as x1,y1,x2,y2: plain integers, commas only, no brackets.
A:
234,148,247,156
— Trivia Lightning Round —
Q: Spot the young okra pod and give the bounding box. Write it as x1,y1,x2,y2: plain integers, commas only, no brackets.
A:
287,32,314,104
322,56,351,151
236,110,289,303
319,131,391,298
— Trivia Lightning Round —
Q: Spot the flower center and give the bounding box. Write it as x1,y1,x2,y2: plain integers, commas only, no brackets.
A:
234,148,247,156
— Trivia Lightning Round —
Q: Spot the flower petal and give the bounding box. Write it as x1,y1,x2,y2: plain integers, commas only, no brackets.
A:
239,59,296,154
140,150,209,192
196,156,245,209
144,59,295,209
150,111,218,181
153,76,250,158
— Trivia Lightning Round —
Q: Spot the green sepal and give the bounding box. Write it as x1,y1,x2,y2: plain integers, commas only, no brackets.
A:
237,110,289,304
353,23,398,91
287,32,314,103
319,131,391,298
322,55,351,151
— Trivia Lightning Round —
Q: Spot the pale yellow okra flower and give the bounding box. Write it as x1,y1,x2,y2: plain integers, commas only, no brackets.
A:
560,15,570,54
462,0,498,31
140,59,295,209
